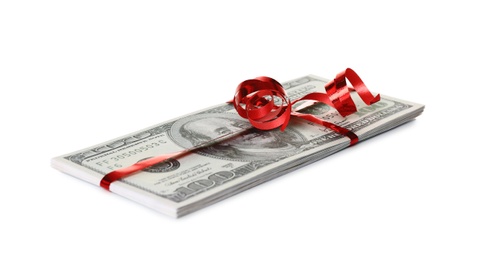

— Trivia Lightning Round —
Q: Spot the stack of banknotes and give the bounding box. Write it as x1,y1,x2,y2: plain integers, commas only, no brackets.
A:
51,74,424,218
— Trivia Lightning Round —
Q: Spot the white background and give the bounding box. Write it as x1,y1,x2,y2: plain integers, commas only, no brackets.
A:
1,1,488,259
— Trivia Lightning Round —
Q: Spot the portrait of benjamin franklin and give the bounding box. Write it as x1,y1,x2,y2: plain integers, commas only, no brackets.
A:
169,113,308,162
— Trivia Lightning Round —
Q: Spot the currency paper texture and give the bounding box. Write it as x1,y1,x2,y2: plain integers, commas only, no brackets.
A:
51,75,424,217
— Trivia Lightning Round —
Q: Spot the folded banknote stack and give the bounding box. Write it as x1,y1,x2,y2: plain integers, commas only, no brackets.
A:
51,73,424,218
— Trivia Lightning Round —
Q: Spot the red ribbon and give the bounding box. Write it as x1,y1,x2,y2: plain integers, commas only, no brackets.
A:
100,151,184,191
233,68,380,144
100,68,380,191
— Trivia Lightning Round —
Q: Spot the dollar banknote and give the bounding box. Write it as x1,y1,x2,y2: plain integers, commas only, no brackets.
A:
51,75,424,217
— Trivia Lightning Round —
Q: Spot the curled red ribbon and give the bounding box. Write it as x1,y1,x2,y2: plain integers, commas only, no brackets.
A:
100,68,380,191
232,68,380,144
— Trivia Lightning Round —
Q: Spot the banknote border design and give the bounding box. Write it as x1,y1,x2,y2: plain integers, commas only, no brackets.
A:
65,97,412,203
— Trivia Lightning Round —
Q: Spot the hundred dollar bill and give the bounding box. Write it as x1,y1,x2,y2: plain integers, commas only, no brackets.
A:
51,75,424,217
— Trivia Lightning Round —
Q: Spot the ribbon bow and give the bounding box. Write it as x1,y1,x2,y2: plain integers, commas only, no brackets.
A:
232,68,380,145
